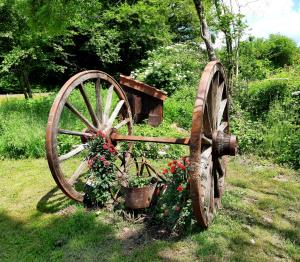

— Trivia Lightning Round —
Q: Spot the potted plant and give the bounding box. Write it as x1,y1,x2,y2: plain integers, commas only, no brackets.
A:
122,157,160,209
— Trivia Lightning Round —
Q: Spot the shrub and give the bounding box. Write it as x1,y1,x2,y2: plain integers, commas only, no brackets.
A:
164,86,196,129
131,42,206,95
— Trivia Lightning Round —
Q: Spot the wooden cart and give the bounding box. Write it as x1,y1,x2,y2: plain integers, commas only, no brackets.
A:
46,60,237,228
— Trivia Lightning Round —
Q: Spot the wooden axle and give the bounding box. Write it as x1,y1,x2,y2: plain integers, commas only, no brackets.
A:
110,133,212,146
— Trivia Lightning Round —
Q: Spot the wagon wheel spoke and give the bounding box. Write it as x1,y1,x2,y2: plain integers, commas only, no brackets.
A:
78,83,99,127
95,78,103,126
58,144,87,162
58,129,93,138
217,121,228,132
114,118,131,130
204,102,213,137
215,157,225,178
217,99,227,128
104,100,125,132
68,160,88,185
103,85,114,127
65,101,97,133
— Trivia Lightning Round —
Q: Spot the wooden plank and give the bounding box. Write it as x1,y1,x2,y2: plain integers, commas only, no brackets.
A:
120,75,167,101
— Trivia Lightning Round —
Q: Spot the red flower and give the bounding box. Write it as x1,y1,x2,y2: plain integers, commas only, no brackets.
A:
97,130,106,138
173,160,177,164
167,162,172,167
100,156,105,161
109,147,115,154
162,168,168,175
179,163,186,170
176,185,184,192
87,159,94,168
170,165,176,174
103,144,109,150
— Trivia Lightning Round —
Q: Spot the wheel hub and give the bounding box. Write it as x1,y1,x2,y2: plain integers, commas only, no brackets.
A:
212,131,237,157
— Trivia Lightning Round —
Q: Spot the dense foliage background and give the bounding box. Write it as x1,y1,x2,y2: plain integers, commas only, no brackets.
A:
0,0,299,169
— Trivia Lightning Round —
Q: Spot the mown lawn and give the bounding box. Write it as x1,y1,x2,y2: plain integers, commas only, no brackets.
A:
0,156,299,261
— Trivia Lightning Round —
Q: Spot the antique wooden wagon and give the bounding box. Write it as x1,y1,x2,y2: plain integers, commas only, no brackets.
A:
46,60,237,228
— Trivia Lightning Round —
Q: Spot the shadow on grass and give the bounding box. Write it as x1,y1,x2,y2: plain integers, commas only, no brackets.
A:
36,186,73,214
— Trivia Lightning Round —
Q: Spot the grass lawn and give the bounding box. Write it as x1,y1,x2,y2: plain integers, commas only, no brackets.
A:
0,156,299,261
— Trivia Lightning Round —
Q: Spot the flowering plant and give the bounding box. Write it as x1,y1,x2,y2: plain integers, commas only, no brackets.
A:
84,130,118,207
155,157,195,232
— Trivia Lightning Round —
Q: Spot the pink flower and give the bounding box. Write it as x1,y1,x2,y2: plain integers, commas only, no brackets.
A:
176,185,184,192
104,160,110,166
100,156,105,161
103,144,109,150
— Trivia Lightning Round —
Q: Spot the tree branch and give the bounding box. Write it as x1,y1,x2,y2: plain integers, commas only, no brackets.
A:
193,0,217,61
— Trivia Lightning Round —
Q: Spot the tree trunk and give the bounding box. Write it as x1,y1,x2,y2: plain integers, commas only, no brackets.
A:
193,0,217,61
18,68,32,99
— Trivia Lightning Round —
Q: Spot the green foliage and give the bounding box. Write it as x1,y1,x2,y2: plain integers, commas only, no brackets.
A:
230,102,265,154
164,86,196,129
237,35,299,81
128,121,188,160
128,176,154,188
131,43,206,95
0,96,53,158
266,34,298,68
243,79,288,119
233,65,300,168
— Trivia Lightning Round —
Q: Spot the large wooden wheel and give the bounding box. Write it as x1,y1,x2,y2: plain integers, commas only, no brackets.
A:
46,71,133,202
189,61,236,228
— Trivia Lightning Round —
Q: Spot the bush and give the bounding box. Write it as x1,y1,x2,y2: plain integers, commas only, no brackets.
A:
131,42,206,95
164,86,196,129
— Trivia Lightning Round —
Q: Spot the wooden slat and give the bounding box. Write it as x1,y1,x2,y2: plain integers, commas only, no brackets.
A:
217,99,227,127
78,83,99,127
103,85,114,125
104,100,125,131
217,121,228,132
68,160,88,185
120,75,167,101
59,144,86,162
95,78,103,125
114,118,131,130
58,129,93,138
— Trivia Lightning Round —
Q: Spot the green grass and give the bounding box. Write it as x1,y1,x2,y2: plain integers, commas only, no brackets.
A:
0,156,299,261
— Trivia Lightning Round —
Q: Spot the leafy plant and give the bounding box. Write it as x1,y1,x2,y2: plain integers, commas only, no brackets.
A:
128,176,154,188
154,157,195,233
84,130,118,206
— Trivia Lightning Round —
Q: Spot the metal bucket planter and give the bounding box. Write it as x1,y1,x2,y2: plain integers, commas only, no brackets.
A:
123,181,157,209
